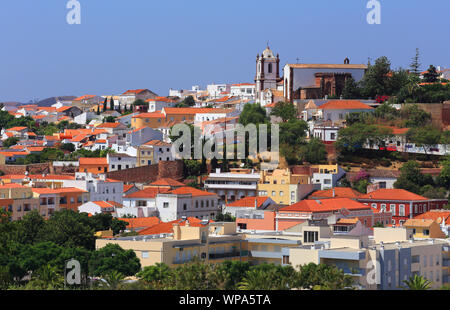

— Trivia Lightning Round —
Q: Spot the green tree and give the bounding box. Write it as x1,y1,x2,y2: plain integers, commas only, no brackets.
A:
137,263,173,289
403,274,432,290
3,137,19,148
394,161,434,194
238,264,299,290
360,56,392,98
423,65,440,83
299,138,327,164
407,125,441,156
341,77,361,99
270,101,297,122
89,244,141,277
217,261,250,290
439,156,450,188
409,48,421,77
297,263,354,290
239,103,269,126
59,143,76,153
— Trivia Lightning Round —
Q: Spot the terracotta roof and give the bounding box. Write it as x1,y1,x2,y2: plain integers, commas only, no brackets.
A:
403,219,435,228
123,185,136,193
167,186,217,197
163,107,232,115
6,126,27,131
79,157,108,165
53,187,88,193
143,140,172,147
74,95,96,101
414,210,450,224
92,201,122,209
0,183,29,189
359,189,428,201
149,178,185,187
319,100,374,110
56,106,73,112
226,196,270,208
96,122,123,128
336,218,360,225
288,63,368,69
280,198,371,213
122,89,147,95
146,97,176,103
138,217,210,236
310,188,362,199
125,187,169,199
132,112,165,119
119,217,161,229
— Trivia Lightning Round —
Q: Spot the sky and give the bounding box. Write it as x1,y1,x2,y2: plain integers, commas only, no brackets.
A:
0,0,449,102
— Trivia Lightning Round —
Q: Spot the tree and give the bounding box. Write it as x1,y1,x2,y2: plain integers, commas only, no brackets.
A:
410,48,421,77
341,77,361,99
216,261,250,290
3,137,19,148
423,65,440,83
439,156,450,188
270,101,297,122
104,116,116,123
238,264,299,290
299,138,327,164
403,274,432,290
297,263,354,290
36,209,96,250
137,263,172,289
238,103,269,126
15,210,46,245
89,244,141,277
360,56,392,98
60,143,76,153
400,105,431,128
394,161,434,194
183,96,195,107
169,259,225,290
336,123,393,153
407,125,441,156
109,97,115,110
100,270,126,290
96,105,100,115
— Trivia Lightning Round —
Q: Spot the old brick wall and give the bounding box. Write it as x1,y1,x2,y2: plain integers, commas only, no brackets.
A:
107,160,184,184
0,162,51,175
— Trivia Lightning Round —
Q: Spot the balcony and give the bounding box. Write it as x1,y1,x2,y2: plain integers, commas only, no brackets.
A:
341,267,365,277
250,250,283,259
319,250,366,261
204,183,257,190
443,260,450,267
209,251,248,260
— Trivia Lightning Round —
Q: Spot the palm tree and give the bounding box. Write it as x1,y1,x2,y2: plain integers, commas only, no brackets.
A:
403,274,433,290
101,271,125,290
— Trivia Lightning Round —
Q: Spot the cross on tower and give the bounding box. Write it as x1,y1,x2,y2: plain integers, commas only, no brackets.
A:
296,57,300,64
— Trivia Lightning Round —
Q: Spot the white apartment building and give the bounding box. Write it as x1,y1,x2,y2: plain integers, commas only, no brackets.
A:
230,83,256,100
204,168,261,205
63,172,124,204
107,153,137,172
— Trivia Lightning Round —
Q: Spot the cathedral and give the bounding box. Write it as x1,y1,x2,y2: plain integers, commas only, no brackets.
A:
254,46,368,104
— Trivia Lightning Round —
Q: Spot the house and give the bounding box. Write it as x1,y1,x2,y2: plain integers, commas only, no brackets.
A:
136,140,173,167
403,219,447,239
146,97,176,112
204,168,261,205
78,201,122,215
258,168,315,205
155,186,220,222
95,221,247,268
145,178,185,190
116,112,138,126
311,164,346,190
63,172,124,204
230,83,256,100
119,89,159,109
56,106,83,118
414,210,450,236
126,126,164,147
78,157,108,174
358,189,448,226
107,153,137,172
223,196,275,217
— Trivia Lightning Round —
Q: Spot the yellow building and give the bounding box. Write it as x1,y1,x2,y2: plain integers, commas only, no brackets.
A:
403,219,446,239
0,183,33,199
96,222,248,268
258,168,313,205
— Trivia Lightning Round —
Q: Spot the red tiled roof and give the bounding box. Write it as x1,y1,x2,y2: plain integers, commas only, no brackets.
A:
143,140,172,147
79,157,108,165
138,217,210,236
92,201,122,209
163,107,232,115
6,126,27,132
122,89,147,95
149,178,185,187
125,187,169,199
280,198,371,213
319,100,374,110
74,95,96,101
310,188,362,199
359,189,428,201
96,122,122,128
226,196,270,208
167,186,217,197
119,217,161,229
414,210,450,224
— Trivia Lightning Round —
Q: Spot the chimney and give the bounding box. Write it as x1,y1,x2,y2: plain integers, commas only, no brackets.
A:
332,188,335,198
173,223,181,240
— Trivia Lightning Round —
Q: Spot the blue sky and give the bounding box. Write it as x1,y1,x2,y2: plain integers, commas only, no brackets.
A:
0,0,449,102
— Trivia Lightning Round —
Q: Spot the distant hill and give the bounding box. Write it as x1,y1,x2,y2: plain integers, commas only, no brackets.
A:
36,96,77,107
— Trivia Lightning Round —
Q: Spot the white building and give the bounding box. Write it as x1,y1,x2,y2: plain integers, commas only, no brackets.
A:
107,153,137,172
204,168,261,205
63,172,124,204
206,84,230,99
312,165,346,190
155,187,220,222
230,83,256,100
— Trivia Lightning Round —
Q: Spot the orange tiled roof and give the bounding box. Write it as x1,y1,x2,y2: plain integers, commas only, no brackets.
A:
138,217,210,236
359,189,428,201
122,89,147,95
146,97,175,103
226,196,270,208
167,186,216,197
0,183,29,189
132,112,165,119
143,140,172,147
74,95,96,101
310,187,362,199
56,106,73,112
319,100,374,110
79,157,108,165
96,122,122,128
92,201,122,209
149,178,185,187
280,198,371,213
414,210,450,224
119,217,161,229
163,107,232,115
125,187,170,199
6,126,27,132
123,185,136,193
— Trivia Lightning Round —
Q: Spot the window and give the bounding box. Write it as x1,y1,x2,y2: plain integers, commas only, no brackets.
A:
390,204,396,215
183,204,187,211
70,197,75,203
423,229,430,236
272,191,276,196
380,204,386,212
142,251,149,259
399,204,405,216
163,202,169,208
279,191,284,197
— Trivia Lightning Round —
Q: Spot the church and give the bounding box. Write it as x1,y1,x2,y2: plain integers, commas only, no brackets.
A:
254,46,367,105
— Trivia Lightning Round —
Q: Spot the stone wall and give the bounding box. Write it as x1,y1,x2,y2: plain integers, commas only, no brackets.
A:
0,162,51,175
107,160,184,184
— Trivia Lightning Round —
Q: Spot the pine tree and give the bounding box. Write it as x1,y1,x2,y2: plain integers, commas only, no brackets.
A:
423,65,439,83
109,97,114,110
103,98,108,111
410,48,421,77
96,105,100,115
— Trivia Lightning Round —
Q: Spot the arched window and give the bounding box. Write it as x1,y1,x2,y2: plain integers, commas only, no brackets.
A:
268,63,273,73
